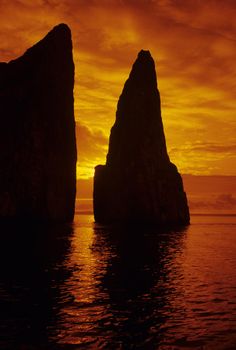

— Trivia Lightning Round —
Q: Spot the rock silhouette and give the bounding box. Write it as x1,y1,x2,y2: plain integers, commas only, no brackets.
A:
94,50,190,225
0,24,77,221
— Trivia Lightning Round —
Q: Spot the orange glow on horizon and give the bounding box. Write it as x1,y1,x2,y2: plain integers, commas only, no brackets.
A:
1,1,236,179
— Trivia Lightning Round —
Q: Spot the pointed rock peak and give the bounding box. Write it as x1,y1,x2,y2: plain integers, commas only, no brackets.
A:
39,23,72,46
52,23,71,32
47,23,72,38
128,49,157,88
137,49,152,60
15,23,73,64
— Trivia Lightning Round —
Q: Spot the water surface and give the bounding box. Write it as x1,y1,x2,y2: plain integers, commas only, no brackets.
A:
1,215,236,349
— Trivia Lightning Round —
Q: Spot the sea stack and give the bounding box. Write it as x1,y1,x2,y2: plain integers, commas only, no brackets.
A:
94,50,189,225
0,24,77,221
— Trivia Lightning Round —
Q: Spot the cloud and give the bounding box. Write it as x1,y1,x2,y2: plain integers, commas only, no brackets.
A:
1,0,236,178
170,142,236,155
189,193,236,211
76,122,108,178
169,141,236,176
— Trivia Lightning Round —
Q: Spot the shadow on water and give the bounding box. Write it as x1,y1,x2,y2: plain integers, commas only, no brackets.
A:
92,222,188,349
0,220,74,350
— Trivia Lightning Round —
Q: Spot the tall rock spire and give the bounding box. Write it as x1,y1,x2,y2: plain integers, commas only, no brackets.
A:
0,24,77,221
94,50,189,225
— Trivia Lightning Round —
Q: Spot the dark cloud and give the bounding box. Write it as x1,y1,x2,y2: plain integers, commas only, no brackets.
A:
189,193,236,211
171,142,236,154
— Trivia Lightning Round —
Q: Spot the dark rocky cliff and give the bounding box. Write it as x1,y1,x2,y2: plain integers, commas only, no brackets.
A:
94,50,189,225
0,24,77,221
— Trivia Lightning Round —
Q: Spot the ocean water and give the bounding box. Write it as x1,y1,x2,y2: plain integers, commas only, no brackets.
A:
0,214,236,349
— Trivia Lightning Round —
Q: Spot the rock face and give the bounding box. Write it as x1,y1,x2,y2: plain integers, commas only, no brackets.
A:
0,24,77,221
94,50,190,225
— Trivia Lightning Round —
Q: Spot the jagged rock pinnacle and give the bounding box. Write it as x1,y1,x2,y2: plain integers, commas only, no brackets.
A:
107,49,168,168
94,50,190,225
0,24,77,221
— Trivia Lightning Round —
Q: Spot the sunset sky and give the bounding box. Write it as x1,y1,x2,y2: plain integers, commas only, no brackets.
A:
1,0,236,182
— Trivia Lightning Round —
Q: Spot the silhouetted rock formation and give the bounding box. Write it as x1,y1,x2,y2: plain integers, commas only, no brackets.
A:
0,24,77,221
94,50,189,225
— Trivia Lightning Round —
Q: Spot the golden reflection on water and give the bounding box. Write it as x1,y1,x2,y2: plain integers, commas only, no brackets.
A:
58,215,112,346
70,217,96,304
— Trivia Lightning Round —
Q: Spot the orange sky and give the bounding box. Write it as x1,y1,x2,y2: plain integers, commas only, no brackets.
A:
1,0,236,179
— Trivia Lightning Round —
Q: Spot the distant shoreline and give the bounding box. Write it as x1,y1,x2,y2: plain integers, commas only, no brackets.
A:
75,211,236,217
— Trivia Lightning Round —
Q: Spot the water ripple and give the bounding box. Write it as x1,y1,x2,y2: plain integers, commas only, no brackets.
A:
1,215,236,349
